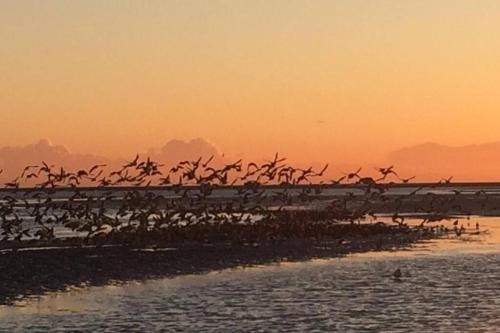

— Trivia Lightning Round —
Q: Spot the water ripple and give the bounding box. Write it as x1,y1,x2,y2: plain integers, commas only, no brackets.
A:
3,218,500,332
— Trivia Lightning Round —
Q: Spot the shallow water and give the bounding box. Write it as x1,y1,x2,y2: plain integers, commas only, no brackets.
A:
1,218,500,332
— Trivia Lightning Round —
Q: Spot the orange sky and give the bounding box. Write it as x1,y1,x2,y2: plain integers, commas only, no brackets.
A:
1,1,500,165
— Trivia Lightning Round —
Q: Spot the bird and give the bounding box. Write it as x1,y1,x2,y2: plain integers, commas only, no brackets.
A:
20,165,39,178
314,164,329,177
4,178,20,189
440,176,453,184
398,176,415,183
376,165,398,180
89,164,107,175
202,155,214,168
343,168,362,181
123,154,140,169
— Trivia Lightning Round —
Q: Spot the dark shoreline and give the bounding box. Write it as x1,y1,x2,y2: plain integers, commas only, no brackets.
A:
0,227,436,306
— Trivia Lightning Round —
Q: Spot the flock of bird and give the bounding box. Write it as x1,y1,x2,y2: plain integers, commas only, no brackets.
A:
1,154,332,189
0,154,487,247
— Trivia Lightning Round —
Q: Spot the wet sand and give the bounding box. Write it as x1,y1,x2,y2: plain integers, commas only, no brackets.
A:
0,225,433,305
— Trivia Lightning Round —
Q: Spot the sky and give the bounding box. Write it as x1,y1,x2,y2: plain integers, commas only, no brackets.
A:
1,0,500,166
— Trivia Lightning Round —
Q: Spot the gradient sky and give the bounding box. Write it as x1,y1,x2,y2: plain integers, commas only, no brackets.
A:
1,0,500,163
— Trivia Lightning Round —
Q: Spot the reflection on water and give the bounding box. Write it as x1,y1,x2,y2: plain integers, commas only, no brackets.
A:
2,218,500,332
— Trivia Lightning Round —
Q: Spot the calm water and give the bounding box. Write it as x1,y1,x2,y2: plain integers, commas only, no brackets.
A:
1,217,500,332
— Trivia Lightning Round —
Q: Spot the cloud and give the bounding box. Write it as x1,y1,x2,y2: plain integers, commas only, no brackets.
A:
0,138,225,182
149,138,225,165
388,142,500,181
3,138,499,184
0,139,111,182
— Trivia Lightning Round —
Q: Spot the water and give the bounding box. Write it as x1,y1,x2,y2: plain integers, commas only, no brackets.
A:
1,218,500,332
3,183,500,201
